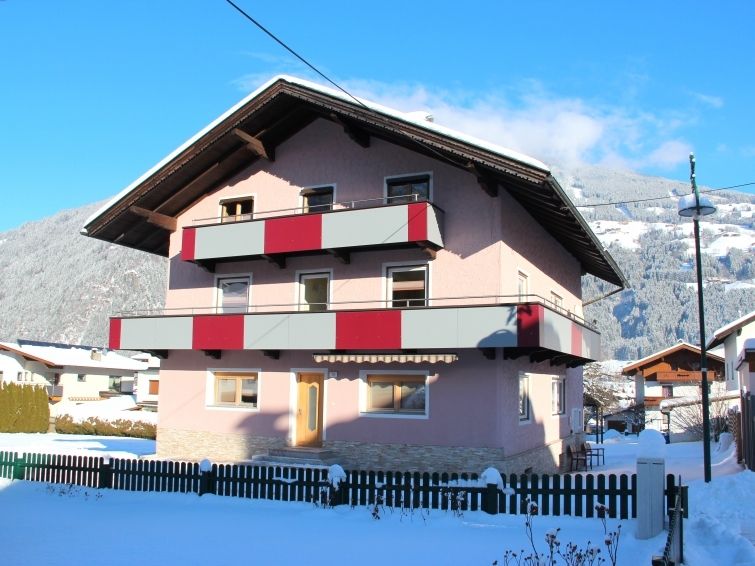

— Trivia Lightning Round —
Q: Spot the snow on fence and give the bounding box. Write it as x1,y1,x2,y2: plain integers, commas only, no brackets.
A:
0,450,681,520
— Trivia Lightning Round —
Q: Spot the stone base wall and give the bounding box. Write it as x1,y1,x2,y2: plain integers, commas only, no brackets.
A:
157,427,582,474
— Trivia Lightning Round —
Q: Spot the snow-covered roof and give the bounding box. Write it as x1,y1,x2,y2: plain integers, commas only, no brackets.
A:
708,310,755,349
0,340,147,372
83,75,548,229
622,341,724,374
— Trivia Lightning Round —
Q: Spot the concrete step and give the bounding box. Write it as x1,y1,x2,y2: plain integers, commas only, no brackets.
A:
250,453,336,468
268,447,336,460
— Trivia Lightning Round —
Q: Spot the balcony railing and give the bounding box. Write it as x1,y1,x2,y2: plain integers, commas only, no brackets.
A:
181,198,444,264
109,294,600,362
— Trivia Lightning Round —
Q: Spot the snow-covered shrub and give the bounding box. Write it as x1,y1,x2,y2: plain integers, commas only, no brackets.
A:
55,415,156,439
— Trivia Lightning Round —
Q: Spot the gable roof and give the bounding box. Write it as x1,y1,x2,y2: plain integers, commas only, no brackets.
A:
707,310,755,349
622,341,725,374
81,75,626,288
0,340,147,372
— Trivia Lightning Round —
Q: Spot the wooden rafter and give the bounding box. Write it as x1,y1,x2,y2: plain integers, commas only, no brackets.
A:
129,206,177,232
329,113,370,148
261,254,286,269
326,248,350,264
232,128,275,161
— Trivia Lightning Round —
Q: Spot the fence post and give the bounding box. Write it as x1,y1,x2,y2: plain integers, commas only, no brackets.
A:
198,459,215,496
482,483,499,515
98,456,113,489
12,454,25,481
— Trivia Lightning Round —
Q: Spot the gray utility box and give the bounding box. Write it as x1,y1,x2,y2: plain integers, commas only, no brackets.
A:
636,456,665,539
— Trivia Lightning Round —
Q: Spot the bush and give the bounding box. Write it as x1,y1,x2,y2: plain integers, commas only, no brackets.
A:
0,382,49,433
55,414,156,439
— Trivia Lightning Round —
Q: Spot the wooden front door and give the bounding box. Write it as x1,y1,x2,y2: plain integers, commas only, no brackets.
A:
296,373,324,447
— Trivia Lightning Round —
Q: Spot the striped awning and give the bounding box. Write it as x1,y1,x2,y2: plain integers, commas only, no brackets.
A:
312,353,458,364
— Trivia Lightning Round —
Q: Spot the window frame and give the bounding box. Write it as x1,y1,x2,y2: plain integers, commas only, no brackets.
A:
215,274,251,314
299,184,336,213
384,262,429,308
359,370,429,419
517,271,530,302
77,374,86,383
295,269,333,312
148,380,160,395
519,373,530,422
207,370,261,410
550,291,564,313
552,377,566,416
384,172,433,205
219,194,255,223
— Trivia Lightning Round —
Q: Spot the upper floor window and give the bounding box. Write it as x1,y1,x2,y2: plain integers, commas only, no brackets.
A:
301,186,334,213
519,374,530,421
77,374,86,383
298,272,330,312
217,276,250,314
221,197,254,223
518,272,529,302
550,292,564,313
662,385,673,398
387,265,427,308
386,175,430,204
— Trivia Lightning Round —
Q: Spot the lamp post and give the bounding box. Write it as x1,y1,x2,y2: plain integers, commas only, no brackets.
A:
677,153,716,483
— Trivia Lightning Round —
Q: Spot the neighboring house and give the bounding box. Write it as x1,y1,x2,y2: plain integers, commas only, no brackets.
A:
0,340,147,402
737,338,755,470
81,75,626,473
708,310,755,392
131,352,161,409
622,342,726,441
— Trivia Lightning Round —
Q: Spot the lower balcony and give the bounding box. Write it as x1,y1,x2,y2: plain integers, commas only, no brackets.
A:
110,296,600,366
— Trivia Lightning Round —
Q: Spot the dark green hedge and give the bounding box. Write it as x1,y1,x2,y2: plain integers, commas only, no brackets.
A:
55,415,156,439
0,382,50,433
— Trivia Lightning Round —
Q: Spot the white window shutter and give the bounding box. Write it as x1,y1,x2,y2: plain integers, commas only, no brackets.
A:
571,408,584,432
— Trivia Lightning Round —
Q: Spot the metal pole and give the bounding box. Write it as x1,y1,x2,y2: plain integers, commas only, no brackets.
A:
690,155,712,482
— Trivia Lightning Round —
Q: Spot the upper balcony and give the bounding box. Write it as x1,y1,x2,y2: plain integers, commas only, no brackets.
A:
181,197,445,270
109,294,600,366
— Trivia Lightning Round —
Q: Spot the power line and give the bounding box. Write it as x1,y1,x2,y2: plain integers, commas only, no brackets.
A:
574,181,755,208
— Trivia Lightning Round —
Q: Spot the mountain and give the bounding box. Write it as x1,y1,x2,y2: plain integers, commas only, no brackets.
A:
0,166,753,359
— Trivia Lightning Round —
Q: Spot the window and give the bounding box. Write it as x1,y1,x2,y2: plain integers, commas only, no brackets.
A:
298,272,330,311
519,374,530,421
386,175,430,204
518,272,529,302
301,186,334,213
662,385,673,398
213,372,258,408
220,197,254,222
366,374,426,414
108,376,121,393
387,265,427,308
550,292,564,313
148,380,160,395
552,377,565,415
77,374,86,383
217,277,250,314
16,372,22,382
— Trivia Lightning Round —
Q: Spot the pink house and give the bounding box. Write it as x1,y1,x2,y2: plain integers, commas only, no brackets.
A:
82,76,625,473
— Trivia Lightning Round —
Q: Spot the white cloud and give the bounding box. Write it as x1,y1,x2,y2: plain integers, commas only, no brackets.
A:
343,79,694,172
691,92,724,108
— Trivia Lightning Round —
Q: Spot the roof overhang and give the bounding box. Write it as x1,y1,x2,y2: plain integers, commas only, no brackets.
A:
81,75,626,288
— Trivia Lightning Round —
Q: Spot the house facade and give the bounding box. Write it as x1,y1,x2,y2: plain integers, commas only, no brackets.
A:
622,342,726,441
82,76,625,473
0,340,146,402
708,310,755,393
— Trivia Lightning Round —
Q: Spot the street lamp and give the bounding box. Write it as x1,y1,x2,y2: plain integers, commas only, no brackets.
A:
677,153,716,483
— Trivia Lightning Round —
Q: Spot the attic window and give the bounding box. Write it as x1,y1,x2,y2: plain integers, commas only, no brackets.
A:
221,197,254,222
301,186,334,213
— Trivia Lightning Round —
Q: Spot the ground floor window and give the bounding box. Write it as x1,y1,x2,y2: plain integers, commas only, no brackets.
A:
365,374,427,415
552,377,565,415
213,372,258,408
519,374,530,421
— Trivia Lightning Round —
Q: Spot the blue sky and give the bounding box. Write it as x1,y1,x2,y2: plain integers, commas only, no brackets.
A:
1,1,753,232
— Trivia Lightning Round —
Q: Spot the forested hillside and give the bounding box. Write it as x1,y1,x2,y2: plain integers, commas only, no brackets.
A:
0,165,752,359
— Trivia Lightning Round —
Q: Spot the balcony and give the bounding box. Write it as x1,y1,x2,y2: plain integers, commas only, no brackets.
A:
109,295,600,365
649,370,723,383
181,198,444,268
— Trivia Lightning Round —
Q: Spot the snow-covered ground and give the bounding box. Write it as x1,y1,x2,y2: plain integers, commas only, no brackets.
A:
0,432,752,565
0,432,154,459
51,395,158,425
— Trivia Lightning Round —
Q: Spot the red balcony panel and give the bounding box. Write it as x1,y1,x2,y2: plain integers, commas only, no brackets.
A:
181,227,196,261
571,323,582,357
335,310,402,350
192,315,245,350
264,214,322,254
109,318,122,350
516,304,542,347
407,202,428,241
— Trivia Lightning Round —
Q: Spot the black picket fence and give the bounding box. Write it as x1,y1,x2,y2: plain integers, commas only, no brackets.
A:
0,450,682,520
